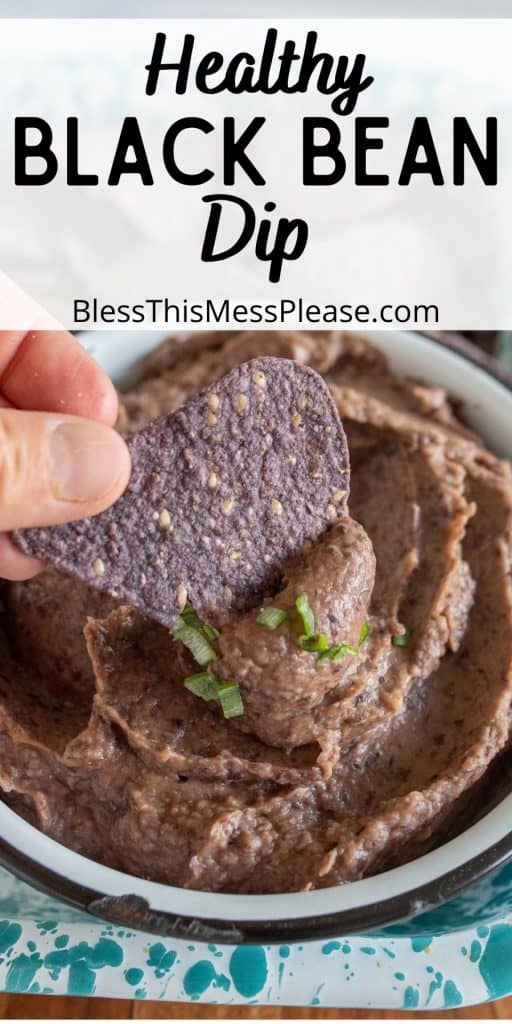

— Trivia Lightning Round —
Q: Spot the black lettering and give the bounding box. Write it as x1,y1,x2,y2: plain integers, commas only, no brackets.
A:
292,33,373,116
145,32,194,96
280,299,296,318
354,304,370,322
305,303,321,322
223,117,266,186
132,304,146,323
117,305,130,323
302,117,346,185
14,117,57,185
398,117,444,186
201,193,255,263
355,117,389,185
163,118,214,185
453,117,497,185
196,51,224,87
331,53,373,116
107,117,154,186
67,118,98,186
74,299,90,323
216,51,255,93
244,29,279,92
255,201,308,283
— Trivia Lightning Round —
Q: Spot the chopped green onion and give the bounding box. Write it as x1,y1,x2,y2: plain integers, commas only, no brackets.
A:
256,607,287,630
171,603,220,665
341,643,359,656
298,632,330,653
181,604,219,641
176,606,244,718
216,680,244,719
317,650,332,665
184,671,245,719
171,622,217,666
295,593,315,638
359,620,370,645
317,642,359,665
181,604,202,627
392,629,411,647
202,622,220,642
184,672,218,701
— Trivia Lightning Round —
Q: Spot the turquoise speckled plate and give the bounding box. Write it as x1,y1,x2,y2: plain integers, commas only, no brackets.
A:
0,866,511,1008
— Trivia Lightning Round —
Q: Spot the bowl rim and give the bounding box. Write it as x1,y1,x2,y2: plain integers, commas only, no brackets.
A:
2,328,512,944
0,812,511,944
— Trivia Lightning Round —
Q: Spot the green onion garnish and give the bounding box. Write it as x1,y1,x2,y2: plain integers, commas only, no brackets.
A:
184,671,244,719
171,622,217,666
340,643,358,656
256,607,287,631
181,604,219,641
298,632,330,653
392,629,411,647
171,603,220,665
202,623,219,642
216,680,244,719
317,642,359,665
184,672,218,701
295,593,315,638
317,650,333,665
175,605,243,718
180,604,202,628
359,620,370,645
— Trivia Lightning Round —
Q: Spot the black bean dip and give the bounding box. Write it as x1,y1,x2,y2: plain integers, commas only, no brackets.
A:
2,330,512,894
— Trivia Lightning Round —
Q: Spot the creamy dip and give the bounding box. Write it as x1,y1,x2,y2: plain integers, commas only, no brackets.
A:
2,330,512,894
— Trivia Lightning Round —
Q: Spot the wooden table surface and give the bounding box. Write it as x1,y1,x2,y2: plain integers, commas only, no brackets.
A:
0,995,510,1018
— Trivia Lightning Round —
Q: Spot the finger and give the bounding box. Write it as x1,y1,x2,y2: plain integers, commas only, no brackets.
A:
0,408,131,533
0,534,44,581
0,331,119,425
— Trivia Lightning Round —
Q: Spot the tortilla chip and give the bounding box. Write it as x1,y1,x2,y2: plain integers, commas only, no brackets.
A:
15,357,349,628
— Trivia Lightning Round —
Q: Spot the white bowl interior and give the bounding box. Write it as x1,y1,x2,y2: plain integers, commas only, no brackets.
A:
2,328,511,924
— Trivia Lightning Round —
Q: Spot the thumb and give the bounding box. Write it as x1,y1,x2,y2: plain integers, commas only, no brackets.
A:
0,409,131,532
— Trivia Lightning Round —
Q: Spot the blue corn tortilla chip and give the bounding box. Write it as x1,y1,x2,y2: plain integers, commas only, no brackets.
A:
14,357,350,629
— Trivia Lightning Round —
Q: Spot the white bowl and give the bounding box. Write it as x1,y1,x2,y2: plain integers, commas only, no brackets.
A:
1,328,511,944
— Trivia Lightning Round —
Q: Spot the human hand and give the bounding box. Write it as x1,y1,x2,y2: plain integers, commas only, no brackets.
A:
0,330,131,580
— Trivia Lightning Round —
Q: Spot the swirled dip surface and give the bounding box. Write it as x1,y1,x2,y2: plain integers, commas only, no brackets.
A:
2,331,512,893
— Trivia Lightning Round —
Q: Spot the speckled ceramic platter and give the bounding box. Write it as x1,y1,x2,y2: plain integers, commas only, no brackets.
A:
0,866,511,1008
